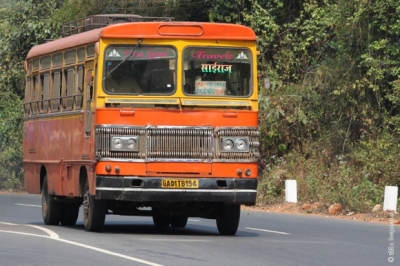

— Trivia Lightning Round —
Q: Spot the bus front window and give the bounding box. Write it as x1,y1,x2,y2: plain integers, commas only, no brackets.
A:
104,46,176,95
183,48,252,97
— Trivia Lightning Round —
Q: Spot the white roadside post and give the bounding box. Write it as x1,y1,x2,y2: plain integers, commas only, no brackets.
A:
383,186,398,211
285,180,297,203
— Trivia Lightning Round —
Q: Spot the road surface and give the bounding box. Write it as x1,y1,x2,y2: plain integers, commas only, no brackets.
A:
0,193,397,266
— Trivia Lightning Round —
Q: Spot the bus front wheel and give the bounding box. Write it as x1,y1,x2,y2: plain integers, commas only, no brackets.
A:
216,204,241,236
82,182,106,232
41,175,62,225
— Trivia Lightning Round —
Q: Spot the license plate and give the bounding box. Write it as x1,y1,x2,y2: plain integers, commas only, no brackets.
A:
161,179,199,189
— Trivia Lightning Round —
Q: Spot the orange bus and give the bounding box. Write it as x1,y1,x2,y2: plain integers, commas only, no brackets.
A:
23,15,260,235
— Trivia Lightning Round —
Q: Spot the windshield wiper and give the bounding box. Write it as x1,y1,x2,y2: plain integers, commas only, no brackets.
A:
103,39,143,81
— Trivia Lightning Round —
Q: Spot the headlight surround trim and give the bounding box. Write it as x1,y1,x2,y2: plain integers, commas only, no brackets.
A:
110,136,140,152
220,136,250,152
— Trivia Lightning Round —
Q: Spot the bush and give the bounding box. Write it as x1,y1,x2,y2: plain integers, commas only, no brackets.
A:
0,92,23,190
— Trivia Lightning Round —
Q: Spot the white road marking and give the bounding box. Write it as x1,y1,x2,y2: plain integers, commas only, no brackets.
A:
27,224,59,239
55,238,164,266
0,230,50,238
245,227,291,235
0,223,163,266
14,203,41,208
0,222,18,226
188,219,200,222
139,238,210,242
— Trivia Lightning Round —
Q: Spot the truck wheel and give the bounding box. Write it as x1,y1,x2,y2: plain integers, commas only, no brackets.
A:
41,175,62,225
152,207,171,227
170,215,188,228
216,204,240,235
82,181,106,232
61,202,80,226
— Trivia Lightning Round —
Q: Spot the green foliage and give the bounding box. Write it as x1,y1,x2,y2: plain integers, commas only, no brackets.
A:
257,156,287,204
52,0,211,23
0,0,62,190
0,0,63,96
0,0,12,8
228,0,400,211
271,145,387,212
0,91,24,190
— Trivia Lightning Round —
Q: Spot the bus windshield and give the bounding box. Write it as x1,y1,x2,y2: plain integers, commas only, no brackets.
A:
103,46,176,94
183,47,252,97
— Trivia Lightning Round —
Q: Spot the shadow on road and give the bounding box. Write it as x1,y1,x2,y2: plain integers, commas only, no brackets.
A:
27,221,259,237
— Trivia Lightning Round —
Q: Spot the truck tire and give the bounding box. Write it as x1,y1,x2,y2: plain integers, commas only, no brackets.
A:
216,204,240,235
82,181,106,232
41,175,62,225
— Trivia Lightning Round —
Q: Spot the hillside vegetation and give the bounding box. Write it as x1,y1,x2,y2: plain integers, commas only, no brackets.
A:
0,0,399,212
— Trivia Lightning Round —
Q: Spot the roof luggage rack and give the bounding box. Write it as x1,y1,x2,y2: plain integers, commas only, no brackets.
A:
62,14,174,37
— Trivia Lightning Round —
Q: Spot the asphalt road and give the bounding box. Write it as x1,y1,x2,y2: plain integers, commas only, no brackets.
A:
0,193,398,266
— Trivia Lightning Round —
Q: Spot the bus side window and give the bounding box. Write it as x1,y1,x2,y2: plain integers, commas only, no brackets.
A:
76,67,84,109
85,70,93,100
84,69,93,137
51,71,61,111
66,68,75,109
41,73,50,112
32,75,40,114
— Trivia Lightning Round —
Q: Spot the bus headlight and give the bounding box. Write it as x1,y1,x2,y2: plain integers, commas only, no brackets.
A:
127,138,137,150
110,136,139,152
113,138,123,149
223,139,234,151
236,139,248,151
220,137,250,152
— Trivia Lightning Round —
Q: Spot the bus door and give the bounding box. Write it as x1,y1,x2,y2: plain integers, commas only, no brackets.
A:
83,67,94,154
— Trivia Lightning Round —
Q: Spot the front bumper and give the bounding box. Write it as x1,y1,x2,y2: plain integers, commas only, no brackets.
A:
95,176,257,204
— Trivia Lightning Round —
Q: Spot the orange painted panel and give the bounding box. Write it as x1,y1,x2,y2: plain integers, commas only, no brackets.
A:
212,162,258,178
27,22,256,59
96,161,147,176
23,163,40,194
23,114,87,196
158,24,204,36
146,162,211,175
101,22,256,41
95,161,258,179
96,108,258,127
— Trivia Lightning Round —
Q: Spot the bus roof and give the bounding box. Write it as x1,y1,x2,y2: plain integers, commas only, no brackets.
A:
26,22,256,60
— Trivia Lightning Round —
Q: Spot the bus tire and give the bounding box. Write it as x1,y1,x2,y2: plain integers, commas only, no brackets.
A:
41,175,62,225
60,202,80,226
216,204,240,236
170,215,188,228
152,207,171,227
83,181,106,232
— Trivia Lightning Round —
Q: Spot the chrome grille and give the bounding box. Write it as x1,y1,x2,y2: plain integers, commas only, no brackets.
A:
147,127,213,161
95,126,259,161
95,126,213,161
95,126,146,159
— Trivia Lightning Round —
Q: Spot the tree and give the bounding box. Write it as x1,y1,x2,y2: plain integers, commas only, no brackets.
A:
51,0,211,23
0,0,63,189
